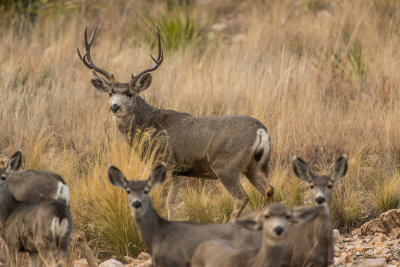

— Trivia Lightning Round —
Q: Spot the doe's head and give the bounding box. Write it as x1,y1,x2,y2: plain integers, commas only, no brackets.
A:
292,155,348,206
107,163,167,217
77,26,163,120
235,203,322,246
0,150,22,181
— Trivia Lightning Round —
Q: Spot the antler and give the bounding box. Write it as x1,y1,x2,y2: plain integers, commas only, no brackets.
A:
130,26,164,86
77,26,115,84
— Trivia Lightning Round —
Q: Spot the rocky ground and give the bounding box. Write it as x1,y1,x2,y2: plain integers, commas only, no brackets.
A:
73,209,400,267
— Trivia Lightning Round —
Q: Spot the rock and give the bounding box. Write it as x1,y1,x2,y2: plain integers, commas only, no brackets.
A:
358,258,387,267
137,252,151,261
74,259,89,267
333,229,343,245
124,256,135,264
99,259,124,267
356,244,375,253
361,210,400,236
352,228,362,236
211,23,227,32
125,259,152,267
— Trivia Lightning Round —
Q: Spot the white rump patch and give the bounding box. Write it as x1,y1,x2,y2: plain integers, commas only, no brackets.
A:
50,217,69,240
56,182,70,206
255,128,271,158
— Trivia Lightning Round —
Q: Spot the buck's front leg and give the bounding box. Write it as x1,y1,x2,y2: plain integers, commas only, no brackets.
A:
166,176,185,220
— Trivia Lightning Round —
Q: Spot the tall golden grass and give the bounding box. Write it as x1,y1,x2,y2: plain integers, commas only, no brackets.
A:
1,0,400,262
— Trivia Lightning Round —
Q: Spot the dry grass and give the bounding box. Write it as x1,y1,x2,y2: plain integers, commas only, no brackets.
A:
1,0,400,263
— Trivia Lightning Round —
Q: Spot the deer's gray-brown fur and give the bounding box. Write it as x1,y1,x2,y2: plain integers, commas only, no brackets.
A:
108,163,265,267
79,26,272,219
191,204,323,267
281,155,348,267
0,152,69,206
0,152,72,267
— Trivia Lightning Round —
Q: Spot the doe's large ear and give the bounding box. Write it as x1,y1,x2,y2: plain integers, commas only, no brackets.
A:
293,156,313,183
7,150,22,173
134,73,152,93
108,165,128,188
234,211,263,231
147,163,167,189
331,155,348,183
292,206,323,224
91,77,110,92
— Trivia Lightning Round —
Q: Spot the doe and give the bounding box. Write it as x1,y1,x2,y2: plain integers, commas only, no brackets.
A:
282,155,348,267
0,152,72,267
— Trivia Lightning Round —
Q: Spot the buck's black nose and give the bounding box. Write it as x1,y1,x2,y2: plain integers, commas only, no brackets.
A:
110,104,121,113
274,226,284,236
315,196,326,204
132,200,142,209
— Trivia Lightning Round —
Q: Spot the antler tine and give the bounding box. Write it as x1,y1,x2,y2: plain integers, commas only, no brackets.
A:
77,26,115,83
131,26,163,85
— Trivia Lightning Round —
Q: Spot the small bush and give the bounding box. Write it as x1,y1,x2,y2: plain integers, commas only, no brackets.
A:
373,175,400,212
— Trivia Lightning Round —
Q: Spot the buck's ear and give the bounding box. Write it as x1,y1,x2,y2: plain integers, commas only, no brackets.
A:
292,206,323,224
293,156,313,183
234,211,262,231
331,155,348,183
7,150,22,173
147,163,167,189
134,73,152,93
108,165,128,188
91,77,110,92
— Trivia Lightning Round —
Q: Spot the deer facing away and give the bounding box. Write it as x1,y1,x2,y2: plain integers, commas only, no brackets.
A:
108,163,268,267
0,151,98,267
191,203,323,267
78,26,272,219
281,155,348,267
0,151,72,267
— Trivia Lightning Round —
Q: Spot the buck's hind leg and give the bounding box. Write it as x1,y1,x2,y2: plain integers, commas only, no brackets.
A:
210,161,249,220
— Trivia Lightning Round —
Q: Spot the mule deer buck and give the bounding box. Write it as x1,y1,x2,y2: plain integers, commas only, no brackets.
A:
281,155,348,267
0,152,72,267
78,26,272,219
191,203,323,267
108,163,271,267
0,151,98,267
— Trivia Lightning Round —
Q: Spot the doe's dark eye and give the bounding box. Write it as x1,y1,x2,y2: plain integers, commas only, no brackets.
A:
264,215,270,219
285,215,291,219
126,189,131,194
327,185,333,189
310,185,314,189
1,175,6,181
144,189,149,194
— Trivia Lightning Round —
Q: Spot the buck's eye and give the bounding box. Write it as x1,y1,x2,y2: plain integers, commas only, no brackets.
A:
264,215,270,219
327,184,333,189
126,189,131,194
1,175,5,181
144,189,149,194
310,185,314,189
285,215,291,219
126,92,134,97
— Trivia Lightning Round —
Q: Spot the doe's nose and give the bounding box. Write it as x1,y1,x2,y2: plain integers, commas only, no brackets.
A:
274,226,284,236
315,196,326,204
132,200,142,209
110,104,121,113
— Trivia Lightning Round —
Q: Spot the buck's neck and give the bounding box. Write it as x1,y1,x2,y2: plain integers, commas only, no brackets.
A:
251,240,284,267
113,96,161,139
133,200,167,252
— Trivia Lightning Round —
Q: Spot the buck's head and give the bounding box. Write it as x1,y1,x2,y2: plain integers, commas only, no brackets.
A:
293,155,348,207
107,163,167,218
78,26,163,120
235,203,322,245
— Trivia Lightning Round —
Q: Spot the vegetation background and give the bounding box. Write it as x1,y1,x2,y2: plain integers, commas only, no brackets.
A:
1,0,400,264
